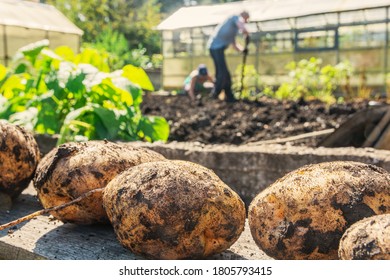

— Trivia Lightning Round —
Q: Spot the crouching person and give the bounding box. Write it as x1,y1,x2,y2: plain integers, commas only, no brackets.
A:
184,64,214,103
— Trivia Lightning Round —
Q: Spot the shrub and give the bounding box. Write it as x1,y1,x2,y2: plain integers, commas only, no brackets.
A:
0,40,169,145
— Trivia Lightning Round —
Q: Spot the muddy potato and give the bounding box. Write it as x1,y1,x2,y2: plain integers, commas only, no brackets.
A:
103,160,246,260
338,214,390,260
248,161,390,260
33,140,165,224
0,120,40,199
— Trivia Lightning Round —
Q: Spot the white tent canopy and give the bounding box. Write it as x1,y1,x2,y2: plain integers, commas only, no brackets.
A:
157,0,390,30
0,0,83,65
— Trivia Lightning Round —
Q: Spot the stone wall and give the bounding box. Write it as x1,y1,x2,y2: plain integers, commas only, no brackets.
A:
131,142,390,207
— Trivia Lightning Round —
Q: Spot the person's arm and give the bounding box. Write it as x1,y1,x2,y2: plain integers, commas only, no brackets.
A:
188,76,197,102
232,17,250,52
236,19,249,36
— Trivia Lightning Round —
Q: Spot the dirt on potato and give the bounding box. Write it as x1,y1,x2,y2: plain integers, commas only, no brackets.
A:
248,161,390,260
103,160,246,260
141,94,373,146
33,140,166,225
338,214,390,260
0,120,40,199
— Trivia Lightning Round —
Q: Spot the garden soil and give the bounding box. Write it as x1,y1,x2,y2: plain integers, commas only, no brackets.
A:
141,93,375,147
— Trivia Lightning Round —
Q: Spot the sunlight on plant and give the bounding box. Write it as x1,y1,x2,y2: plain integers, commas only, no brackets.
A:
84,28,163,70
233,58,355,104
233,64,267,100
0,40,169,145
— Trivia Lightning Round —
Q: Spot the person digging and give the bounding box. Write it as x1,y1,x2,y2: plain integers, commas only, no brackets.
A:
207,11,250,103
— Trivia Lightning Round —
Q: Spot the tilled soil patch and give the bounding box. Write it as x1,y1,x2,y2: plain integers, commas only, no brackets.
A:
141,94,372,147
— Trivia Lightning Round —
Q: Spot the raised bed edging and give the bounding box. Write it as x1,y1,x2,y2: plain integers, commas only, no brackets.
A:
130,142,390,206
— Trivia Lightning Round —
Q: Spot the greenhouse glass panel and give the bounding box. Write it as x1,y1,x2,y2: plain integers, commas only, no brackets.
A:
296,29,337,50
162,31,174,57
339,24,386,49
201,26,214,37
163,31,173,40
364,8,387,22
366,23,387,47
162,40,174,57
48,32,79,53
172,30,191,57
258,32,293,53
6,27,47,57
0,27,4,59
246,22,259,33
192,28,207,56
325,13,338,25
340,10,365,25
259,19,291,32
296,14,327,29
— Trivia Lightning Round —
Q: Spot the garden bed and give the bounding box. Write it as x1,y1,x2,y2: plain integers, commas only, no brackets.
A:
141,93,373,147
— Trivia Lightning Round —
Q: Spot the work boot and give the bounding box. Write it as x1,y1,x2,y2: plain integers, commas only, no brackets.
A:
226,97,237,103
209,91,219,100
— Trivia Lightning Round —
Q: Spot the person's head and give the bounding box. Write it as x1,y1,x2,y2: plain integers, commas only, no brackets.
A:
240,11,250,23
198,64,208,76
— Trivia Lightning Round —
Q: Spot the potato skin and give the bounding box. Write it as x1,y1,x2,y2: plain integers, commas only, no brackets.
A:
33,140,165,224
0,120,40,198
103,160,246,260
248,161,390,260
339,214,390,260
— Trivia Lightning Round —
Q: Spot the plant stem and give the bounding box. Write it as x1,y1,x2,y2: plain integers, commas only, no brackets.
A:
0,188,105,231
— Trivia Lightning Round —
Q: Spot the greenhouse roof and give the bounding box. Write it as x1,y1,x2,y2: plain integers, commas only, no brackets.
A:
157,0,390,30
0,0,83,35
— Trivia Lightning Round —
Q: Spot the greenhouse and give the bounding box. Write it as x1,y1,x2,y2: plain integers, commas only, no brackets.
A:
0,0,83,66
157,0,390,92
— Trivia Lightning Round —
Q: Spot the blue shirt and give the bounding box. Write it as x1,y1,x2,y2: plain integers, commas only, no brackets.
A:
208,15,239,50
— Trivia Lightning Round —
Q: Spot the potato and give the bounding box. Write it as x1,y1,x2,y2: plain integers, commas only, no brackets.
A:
33,140,165,224
0,120,40,198
338,214,390,260
248,161,390,260
103,160,246,259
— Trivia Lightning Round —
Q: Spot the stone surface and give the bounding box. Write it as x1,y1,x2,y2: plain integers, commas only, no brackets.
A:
0,184,270,260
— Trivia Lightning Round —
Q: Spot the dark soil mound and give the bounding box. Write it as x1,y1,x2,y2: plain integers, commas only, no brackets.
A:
141,94,372,147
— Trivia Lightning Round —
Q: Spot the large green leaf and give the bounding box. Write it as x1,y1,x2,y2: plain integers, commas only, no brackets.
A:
14,39,49,65
0,75,26,99
0,65,7,81
1,40,170,145
55,46,76,62
92,105,121,139
74,47,110,72
138,115,169,142
122,64,154,91
91,78,133,107
8,107,38,132
58,104,121,144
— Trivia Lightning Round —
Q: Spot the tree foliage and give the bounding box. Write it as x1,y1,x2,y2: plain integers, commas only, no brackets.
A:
46,0,240,54
46,0,162,54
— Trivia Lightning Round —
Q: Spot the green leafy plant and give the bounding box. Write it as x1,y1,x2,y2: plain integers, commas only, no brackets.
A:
233,64,260,99
233,64,273,100
233,58,354,104
85,28,163,70
272,57,353,104
0,40,169,145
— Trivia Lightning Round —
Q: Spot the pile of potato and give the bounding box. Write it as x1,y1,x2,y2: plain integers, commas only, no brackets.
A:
33,142,246,259
1,119,389,260
0,122,246,259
